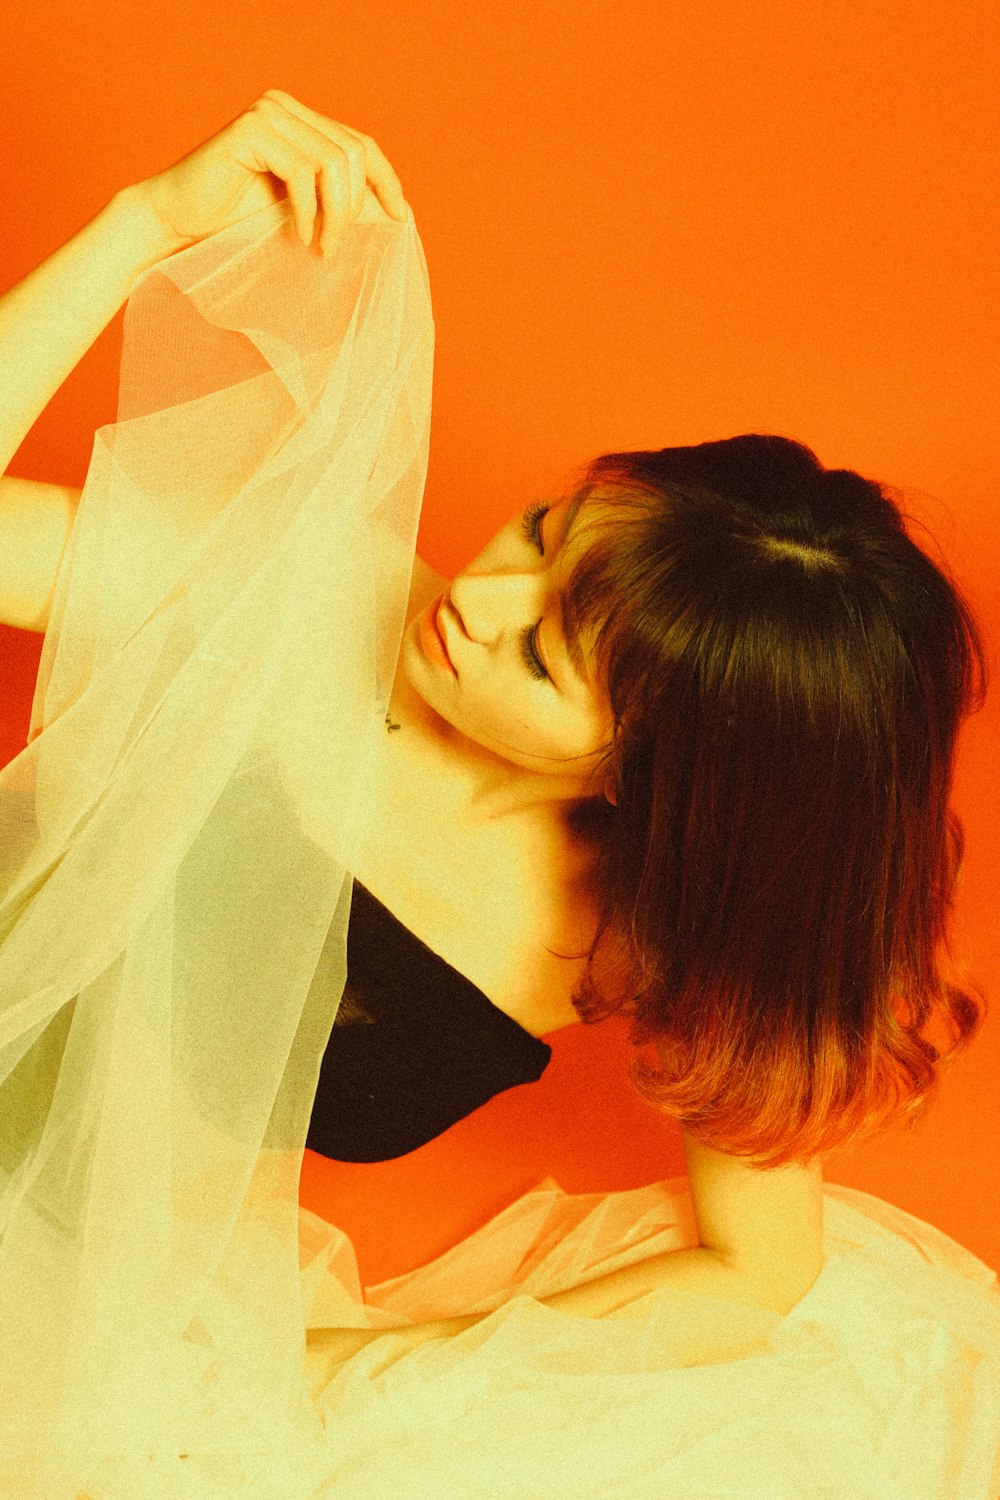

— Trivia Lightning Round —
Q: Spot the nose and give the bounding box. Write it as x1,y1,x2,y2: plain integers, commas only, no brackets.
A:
448,567,543,648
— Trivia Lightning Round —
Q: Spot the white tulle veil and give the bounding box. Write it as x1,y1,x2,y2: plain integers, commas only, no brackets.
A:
0,191,434,1497
5,183,1000,1500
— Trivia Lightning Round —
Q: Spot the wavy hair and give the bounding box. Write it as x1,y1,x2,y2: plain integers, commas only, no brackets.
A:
553,433,990,1167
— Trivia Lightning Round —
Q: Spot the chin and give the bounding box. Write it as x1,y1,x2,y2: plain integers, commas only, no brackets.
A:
398,635,455,721
399,629,432,692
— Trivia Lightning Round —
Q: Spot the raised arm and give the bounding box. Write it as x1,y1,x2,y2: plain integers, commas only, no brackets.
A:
0,475,82,632
0,190,185,632
1,92,408,636
0,189,184,480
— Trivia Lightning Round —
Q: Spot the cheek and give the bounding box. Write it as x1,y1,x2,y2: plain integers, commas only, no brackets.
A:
462,674,545,752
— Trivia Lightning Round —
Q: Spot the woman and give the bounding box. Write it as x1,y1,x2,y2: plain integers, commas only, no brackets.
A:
1,91,998,1499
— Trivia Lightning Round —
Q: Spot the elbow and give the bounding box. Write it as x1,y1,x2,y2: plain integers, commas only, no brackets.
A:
717,1244,826,1315
680,1125,826,1316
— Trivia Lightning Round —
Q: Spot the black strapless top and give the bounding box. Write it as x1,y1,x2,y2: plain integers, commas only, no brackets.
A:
305,880,553,1162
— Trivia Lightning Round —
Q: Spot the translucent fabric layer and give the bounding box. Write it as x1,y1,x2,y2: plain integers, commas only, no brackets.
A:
296,1176,1000,1500
0,192,434,1497
1,187,998,1500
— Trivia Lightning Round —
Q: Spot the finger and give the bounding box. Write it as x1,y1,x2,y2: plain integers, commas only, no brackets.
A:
259,102,366,223
327,133,365,223
286,164,319,249
255,99,366,241
239,119,321,246
317,159,348,257
352,133,409,223
261,90,408,221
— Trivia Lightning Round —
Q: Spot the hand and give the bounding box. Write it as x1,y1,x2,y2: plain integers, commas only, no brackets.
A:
132,89,408,259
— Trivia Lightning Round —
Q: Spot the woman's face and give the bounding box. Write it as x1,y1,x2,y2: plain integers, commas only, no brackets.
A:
399,491,616,808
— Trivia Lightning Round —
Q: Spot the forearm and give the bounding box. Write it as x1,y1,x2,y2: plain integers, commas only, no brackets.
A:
307,1244,817,1390
0,185,187,474
539,1243,813,1320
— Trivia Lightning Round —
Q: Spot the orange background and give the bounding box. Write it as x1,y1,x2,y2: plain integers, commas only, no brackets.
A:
1,1,997,1282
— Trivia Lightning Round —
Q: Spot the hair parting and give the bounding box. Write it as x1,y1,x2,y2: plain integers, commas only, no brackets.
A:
550,433,989,1168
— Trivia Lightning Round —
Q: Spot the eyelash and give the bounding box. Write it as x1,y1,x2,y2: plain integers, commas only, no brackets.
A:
519,502,551,681
521,500,549,553
519,624,548,681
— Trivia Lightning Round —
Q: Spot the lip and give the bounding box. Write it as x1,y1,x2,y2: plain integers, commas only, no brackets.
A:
420,594,458,676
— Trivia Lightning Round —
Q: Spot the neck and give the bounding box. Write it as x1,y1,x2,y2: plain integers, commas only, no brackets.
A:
383,669,608,837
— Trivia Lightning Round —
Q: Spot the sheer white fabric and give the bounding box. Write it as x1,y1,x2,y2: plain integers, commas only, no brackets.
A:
1,190,998,1500
303,1176,1000,1500
0,192,433,1496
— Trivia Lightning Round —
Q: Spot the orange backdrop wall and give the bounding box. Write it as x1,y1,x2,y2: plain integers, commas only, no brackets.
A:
2,0,997,1282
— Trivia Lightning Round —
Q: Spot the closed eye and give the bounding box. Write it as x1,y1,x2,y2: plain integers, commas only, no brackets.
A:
521,500,549,554
519,622,548,680
519,501,552,680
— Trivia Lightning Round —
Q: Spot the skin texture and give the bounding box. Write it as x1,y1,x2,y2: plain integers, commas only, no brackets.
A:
396,491,618,828
1,96,834,1454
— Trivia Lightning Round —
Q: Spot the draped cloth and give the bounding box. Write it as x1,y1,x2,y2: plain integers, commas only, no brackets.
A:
2,191,1000,1500
0,192,433,1496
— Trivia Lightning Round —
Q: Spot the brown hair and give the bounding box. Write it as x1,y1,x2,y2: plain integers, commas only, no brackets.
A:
555,433,990,1167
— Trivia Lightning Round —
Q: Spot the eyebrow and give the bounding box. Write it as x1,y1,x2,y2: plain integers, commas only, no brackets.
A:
554,491,589,680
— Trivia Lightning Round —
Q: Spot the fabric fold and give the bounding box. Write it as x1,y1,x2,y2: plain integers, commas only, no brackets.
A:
0,190,434,1499
1,185,997,1500
300,1178,1000,1500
